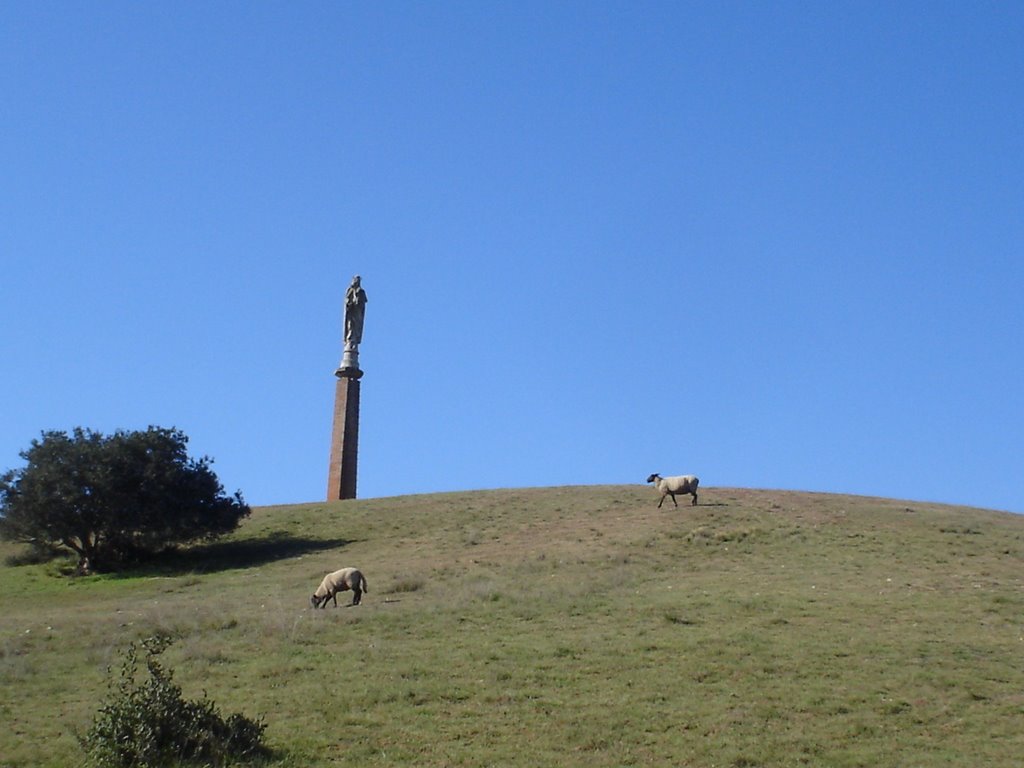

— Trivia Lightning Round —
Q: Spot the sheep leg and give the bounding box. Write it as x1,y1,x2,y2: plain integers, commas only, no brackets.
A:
351,587,362,606
669,492,678,508
691,491,698,506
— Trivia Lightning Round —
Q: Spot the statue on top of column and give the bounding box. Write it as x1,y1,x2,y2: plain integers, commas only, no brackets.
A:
344,275,367,347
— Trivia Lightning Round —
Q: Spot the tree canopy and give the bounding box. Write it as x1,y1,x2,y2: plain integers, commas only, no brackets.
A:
0,427,250,573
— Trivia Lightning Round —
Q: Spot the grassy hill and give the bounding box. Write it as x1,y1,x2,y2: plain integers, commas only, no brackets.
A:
2,485,1023,767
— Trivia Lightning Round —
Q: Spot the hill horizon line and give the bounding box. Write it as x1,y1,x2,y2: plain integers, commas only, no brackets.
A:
267,483,1017,516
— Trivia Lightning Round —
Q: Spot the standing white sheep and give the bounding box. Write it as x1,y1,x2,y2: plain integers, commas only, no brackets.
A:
310,567,368,608
646,473,699,508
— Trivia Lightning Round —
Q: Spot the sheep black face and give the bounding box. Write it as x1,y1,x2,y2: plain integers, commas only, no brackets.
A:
311,567,368,609
646,473,699,508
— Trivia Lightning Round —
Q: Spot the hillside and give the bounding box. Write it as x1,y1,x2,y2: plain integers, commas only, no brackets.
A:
2,485,1023,767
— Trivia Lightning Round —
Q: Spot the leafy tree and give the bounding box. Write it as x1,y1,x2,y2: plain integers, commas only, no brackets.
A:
0,427,250,573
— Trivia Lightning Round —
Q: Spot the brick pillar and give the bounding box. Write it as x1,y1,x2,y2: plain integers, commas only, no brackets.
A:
327,370,361,500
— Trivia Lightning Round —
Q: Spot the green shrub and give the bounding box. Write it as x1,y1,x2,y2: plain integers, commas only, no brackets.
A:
81,635,267,767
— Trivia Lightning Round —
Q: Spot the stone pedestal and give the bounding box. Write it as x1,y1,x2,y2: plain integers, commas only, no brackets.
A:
340,342,360,373
327,367,362,500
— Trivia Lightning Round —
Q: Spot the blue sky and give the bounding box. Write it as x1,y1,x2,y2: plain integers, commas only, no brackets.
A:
2,2,1022,513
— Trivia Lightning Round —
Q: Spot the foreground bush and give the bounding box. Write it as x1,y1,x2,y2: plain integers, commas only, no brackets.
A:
81,635,267,767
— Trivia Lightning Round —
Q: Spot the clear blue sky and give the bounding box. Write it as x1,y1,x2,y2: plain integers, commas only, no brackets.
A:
2,2,1022,513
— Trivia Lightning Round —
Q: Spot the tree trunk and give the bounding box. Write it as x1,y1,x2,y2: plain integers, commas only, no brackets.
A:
63,535,95,575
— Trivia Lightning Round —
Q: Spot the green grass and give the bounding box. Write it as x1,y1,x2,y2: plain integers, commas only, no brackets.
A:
2,486,1024,766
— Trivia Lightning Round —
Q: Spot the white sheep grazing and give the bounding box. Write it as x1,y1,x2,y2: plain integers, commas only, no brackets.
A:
646,473,699,508
310,567,368,608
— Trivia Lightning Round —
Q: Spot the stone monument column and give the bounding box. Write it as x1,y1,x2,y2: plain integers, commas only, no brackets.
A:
327,275,367,500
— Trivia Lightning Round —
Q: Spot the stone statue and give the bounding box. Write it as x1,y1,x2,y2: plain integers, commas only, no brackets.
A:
344,275,367,346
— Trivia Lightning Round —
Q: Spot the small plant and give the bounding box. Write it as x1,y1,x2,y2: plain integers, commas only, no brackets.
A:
389,574,426,593
81,634,267,767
